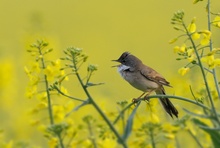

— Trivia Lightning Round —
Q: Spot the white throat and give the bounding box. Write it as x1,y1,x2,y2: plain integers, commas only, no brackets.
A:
118,64,130,73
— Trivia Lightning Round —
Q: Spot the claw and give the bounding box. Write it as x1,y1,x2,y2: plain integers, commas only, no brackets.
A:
143,95,150,102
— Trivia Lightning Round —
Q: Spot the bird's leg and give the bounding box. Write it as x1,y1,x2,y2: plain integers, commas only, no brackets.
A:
143,89,156,101
132,92,146,103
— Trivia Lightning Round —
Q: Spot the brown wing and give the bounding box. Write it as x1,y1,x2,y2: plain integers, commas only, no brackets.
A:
140,65,171,87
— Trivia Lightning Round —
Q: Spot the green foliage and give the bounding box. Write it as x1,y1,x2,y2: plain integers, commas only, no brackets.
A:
169,0,220,147
192,118,220,147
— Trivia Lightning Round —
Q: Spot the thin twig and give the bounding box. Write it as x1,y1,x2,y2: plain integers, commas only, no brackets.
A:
38,45,54,125
72,59,128,148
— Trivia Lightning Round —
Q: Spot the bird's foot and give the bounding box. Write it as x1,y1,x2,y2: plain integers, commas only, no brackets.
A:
143,95,150,102
132,98,141,106
132,98,140,103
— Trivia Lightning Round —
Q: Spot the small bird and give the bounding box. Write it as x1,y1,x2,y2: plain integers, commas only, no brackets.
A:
112,52,178,118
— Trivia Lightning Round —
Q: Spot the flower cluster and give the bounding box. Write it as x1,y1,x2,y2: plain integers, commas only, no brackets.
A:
170,11,220,75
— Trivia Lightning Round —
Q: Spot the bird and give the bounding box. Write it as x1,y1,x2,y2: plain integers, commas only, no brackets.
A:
112,52,178,118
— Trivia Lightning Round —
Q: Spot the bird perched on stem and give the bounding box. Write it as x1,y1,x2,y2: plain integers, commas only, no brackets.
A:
112,52,178,118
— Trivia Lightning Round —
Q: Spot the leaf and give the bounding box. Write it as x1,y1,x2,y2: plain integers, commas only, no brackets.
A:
183,108,210,119
65,99,91,117
86,82,105,87
192,118,220,147
121,101,141,141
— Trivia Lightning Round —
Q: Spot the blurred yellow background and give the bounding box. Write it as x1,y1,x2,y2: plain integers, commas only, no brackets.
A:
0,0,219,147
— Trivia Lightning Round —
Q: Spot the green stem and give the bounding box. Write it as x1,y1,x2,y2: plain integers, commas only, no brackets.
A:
175,136,180,148
182,22,220,124
54,86,85,102
114,94,212,125
38,47,54,125
73,63,127,148
149,129,156,148
113,102,134,125
146,95,211,111
87,121,98,148
57,134,65,148
207,0,220,99
187,128,203,148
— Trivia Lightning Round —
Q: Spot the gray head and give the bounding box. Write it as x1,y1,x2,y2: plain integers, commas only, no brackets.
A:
112,52,142,67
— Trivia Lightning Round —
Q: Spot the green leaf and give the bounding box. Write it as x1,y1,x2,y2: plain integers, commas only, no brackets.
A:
121,101,141,141
65,99,91,117
86,82,105,87
192,118,220,147
183,108,210,119
193,0,203,4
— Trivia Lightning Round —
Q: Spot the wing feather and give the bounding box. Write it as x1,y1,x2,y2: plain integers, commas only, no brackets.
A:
140,65,171,87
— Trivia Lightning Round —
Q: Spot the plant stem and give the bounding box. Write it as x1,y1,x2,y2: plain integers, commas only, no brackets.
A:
73,63,127,148
57,133,65,148
113,102,134,125
38,47,54,125
187,128,203,148
54,86,85,102
146,95,211,111
87,121,98,148
182,22,220,124
207,0,220,99
149,129,156,148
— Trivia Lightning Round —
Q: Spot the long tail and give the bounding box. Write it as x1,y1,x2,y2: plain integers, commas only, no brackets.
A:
156,87,178,118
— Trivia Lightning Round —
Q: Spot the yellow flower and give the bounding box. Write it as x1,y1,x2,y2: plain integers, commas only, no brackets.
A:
187,49,196,62
25,85,37,99
44,59,64,81
29,119,40,126
51,59,61,68
207,48,220,55
211,90,219,101
169,38,178,44
187,54,196,62
200,30,211,45
36,92,47,101
200,37,209,45
173,46,180,53
5,140,13,148
36,101,48,109
162,123,179,135
145,99,158,113
201,55,215,69
212,16,220,28
178,67,190,76
214,58,220,67
53,106,65,122
24,66,31,76
201,49,220,68
188,23,196,33
31,62,41,73
173,44,186,53
179,44,186,53
48,137,58,148
82,139,92,147
37,124,47,132
192,32,200,40
150,113,160,123
98,138,117,148
44,65,55,81
164,133,175,139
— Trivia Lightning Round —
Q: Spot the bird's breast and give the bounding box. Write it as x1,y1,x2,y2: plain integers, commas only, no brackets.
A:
117,65,130,78
117,65,159,92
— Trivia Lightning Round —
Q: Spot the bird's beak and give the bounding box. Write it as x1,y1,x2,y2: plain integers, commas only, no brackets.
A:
111,64,121,68
111,59,120,68
111,59,119,62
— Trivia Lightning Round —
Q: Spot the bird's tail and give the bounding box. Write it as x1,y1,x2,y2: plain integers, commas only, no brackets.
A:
156,87,178,118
